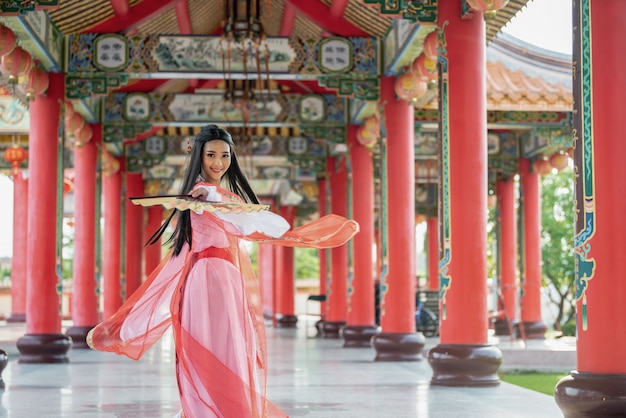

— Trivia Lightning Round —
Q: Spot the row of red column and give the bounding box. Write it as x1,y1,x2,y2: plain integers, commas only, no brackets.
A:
11,72,151,361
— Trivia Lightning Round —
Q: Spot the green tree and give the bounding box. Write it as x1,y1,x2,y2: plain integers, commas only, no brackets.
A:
295,247,319,279
540,167,575,332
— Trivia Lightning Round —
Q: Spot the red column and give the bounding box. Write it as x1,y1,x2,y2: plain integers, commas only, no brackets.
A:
342,125,377,347
427,2,501,385
144,205,162,277
519,158,546,338
8,172,27,322
275,205,297,327
494,178,518,337
427,216,438,291
124,173,144,296
258,243,274,319
317,173,328,321
102,156,123,319
17,72,71,362
556,2,626,414
66,124,100,347
371,76,423,361
322,157,348,338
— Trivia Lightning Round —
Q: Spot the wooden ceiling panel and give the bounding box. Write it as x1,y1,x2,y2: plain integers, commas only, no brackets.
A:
48,0,116,34
486,0,531,43
260,0,285,37
188,0,224,35
319,0,393,37
135,5,178,34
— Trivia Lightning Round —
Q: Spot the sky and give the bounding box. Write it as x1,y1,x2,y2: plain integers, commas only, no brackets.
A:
0,0,574,259
501,0,572,55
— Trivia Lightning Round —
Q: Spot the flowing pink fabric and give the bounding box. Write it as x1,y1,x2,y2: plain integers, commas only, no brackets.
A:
88,185,359,418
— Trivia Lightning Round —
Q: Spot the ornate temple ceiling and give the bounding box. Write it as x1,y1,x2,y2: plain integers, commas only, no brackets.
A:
0,0,575,214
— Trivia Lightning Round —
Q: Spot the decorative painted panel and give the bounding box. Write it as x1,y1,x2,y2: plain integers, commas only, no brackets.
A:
67,34,378,78
102,92,345,126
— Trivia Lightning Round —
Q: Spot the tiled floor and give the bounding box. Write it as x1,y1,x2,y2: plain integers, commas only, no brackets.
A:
0,319,567,417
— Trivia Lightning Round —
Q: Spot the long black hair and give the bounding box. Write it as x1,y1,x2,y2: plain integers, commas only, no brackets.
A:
146,124,259,256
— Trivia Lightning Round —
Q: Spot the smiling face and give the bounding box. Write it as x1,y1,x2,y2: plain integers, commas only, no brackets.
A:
200,139,231,185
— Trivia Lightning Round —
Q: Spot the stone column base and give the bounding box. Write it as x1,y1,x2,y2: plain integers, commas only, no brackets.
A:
428,344,502,387
341,325,379,348
17,334,72,364
321,321,346,339
372,332,425,361
493,318,519,338
6,313,26,323
276,314,298,328
555,371,626,418
66,326,95,349
0,349,7,388
517,320,547,339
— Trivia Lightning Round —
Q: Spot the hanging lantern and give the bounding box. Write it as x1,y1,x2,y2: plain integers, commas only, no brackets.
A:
75,123,93,146
25,65,49,100
64,100,75,119
65,112,85,134
549,151,569,172
533,157,552,176
466,0,509,17
394,72,428,102
411,53,438,81
3,144,28,176
423,30,438,60
1,46,32,83
63,177,74,195
356,125,378,149
363,114,380,134
102,152,120,177
0,25,16,57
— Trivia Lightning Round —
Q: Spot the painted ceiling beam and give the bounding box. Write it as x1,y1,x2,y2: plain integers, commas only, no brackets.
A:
329,0,349,18
175,0,192,34
118,79,171,93
174,0,198,89
283,0,368,37
108,0,130,17
87,0,177,34
279,4,297,37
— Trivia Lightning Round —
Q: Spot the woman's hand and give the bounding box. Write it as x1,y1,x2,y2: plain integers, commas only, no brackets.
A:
189,185,221,202
189,187,208,201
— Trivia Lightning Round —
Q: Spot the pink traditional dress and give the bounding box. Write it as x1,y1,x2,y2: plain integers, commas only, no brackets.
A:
88,183,359,418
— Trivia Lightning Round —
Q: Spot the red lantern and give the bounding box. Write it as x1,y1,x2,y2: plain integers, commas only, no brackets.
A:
411,53,437,81
65,101,75,119
394,72,428,102
356,125,378,149
533,158,552,176
423,30,438,60
363,114,379,134
0,25,16,57
466,0,509,14
63,177,74,195
65,112,85,134
75,123,93,146
25,65,49,100
549,152,569,172
3,144,28,176
1,46,32,82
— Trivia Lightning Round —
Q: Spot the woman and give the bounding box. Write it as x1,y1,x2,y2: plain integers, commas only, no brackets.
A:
88,125,358,417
